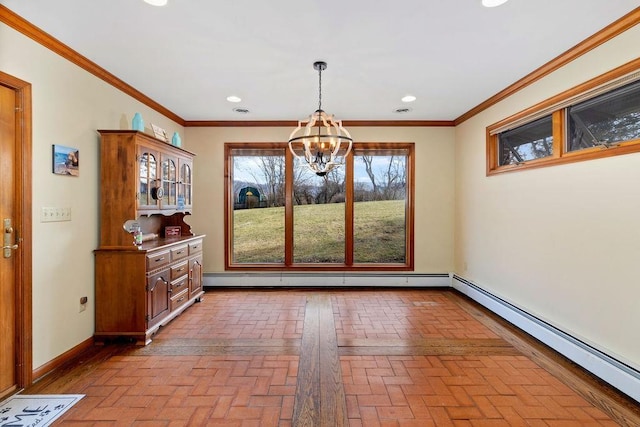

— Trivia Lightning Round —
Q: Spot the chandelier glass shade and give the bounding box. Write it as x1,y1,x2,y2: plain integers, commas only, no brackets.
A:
288,61,353,177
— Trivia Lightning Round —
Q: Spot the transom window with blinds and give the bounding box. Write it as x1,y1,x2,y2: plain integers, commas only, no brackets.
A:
487,59,640,175
224,142,414,270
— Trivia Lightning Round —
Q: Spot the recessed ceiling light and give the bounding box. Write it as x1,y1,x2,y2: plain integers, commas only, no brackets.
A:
233,107,250,114
143,0,168,6
401,95,416,103
227,95,242,103
393,107,412,114
482,0,508,7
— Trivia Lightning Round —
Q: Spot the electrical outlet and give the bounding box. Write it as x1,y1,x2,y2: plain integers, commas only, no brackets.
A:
79,296,88,312
41,207,72,222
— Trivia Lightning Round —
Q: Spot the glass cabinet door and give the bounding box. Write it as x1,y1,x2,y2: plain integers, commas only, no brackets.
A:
161,155,177,208
138,150,159,209
178,160,192,210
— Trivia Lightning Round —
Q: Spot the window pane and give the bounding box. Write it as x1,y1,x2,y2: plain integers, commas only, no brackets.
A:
498,116,553,166
232,151,285,263
293,159,345,263
568,80,640,151
353,151,407,263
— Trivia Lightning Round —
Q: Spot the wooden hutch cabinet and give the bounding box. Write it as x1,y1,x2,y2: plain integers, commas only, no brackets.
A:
94,130,204,345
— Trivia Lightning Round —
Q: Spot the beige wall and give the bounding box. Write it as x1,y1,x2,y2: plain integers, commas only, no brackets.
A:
454,24,640,371
0,23,184,369
185,126,456,273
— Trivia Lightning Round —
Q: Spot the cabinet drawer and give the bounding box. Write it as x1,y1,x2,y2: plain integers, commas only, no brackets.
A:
170,260,189,281
171,275,188,294
171,244,189,262
170,288,189,311
189,239,203,255
147,250,170,270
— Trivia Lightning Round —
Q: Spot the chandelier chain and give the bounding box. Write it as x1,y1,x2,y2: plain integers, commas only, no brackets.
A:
317,65,322,112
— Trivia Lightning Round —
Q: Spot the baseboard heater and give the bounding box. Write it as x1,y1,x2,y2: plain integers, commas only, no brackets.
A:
452,274,640,404
203,272,451,288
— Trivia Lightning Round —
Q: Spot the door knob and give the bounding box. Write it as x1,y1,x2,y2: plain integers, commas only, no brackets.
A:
3,218,19,259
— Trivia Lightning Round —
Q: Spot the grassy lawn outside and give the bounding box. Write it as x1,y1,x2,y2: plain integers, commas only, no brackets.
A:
233,199,405,264
354,200,406,263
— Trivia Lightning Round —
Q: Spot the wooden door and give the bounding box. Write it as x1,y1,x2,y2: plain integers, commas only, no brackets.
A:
178,158,193,210
0,83,17,398
0,72,32,398
189,254,203,298
160,153,178,209
137,144,160,211
147,271,170,329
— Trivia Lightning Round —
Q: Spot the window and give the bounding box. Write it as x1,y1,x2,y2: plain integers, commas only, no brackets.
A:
225,142,414,270
487,59,640,175
292,161,346,264
229,147,285,264
567,80,640,151
353,149,408,263
498,115,553,166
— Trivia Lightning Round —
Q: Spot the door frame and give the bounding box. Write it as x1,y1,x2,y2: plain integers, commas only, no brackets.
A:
1,70,33,389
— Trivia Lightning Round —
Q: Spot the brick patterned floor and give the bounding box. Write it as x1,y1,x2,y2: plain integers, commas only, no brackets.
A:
341,355,618,426
159,290,306,340
61,354,298,426
333,291,499,340
29,289,637,426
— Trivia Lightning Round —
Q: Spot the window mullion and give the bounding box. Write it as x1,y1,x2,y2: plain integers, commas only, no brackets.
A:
345,151,354,266
285,147,294,266
552,109,564,158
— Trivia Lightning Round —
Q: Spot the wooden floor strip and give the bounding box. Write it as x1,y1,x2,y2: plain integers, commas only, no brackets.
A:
318,295,349,427
151,337,300,347
338,337,519,356
339,345,521,356
132,345,298,356
292,294,349,427
338,337,513,347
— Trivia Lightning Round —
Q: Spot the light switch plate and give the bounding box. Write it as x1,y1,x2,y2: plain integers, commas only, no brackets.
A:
41,207,71,222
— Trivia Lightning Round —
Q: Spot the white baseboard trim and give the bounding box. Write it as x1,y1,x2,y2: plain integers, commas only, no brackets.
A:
203,272,451,288
452,274,640,403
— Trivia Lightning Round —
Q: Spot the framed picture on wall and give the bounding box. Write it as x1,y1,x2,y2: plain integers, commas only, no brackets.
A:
52,144,79,176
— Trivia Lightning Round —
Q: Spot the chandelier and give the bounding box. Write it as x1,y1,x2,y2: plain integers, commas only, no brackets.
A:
288,61,353,176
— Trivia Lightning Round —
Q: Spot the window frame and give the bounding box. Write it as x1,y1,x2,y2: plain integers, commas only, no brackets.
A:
224,142,415,271
487,58,640,175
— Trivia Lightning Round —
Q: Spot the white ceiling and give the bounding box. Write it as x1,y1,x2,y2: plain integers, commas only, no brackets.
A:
2,0,638,122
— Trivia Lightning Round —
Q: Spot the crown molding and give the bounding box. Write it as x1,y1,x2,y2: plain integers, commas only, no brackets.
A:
184,120,455,127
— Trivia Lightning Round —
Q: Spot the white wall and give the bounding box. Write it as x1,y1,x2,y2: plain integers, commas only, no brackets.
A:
185,126,456,273
454,24,640,371
0,23,184,369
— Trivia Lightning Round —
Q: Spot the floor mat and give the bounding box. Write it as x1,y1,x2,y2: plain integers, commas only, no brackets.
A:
0,394,84,426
